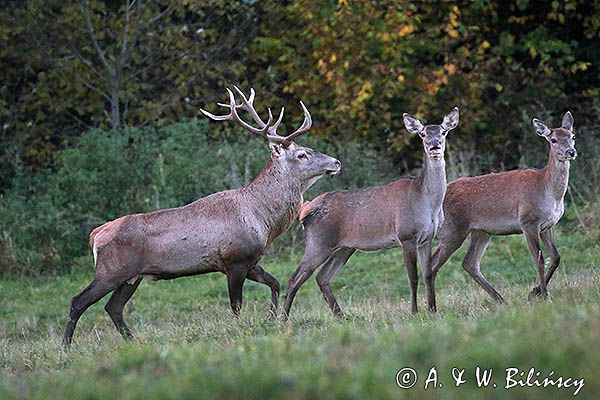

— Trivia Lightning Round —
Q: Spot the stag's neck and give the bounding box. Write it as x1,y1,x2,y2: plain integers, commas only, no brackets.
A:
544,148,570,201
243,159,303,239
418,154,447,208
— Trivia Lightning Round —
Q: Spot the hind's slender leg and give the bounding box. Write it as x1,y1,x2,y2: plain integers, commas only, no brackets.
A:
402,240,419,314
63,279,118,348
247,263,280,318
529,229,560,297
104,277,143,339
283,242,333,317
431,229,469,279
522,225,548,299
461,231,504,302
417,242,436,312
315,248,356,317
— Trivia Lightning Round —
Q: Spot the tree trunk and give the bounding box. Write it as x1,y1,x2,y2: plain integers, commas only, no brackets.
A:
110,82,121,132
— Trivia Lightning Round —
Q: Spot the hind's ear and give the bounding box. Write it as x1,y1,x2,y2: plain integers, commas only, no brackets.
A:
403,113,424,135
441,107,459,132
532,118,551,137
562,111,574,131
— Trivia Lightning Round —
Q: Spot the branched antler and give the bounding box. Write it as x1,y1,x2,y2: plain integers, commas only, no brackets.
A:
200,87,312,146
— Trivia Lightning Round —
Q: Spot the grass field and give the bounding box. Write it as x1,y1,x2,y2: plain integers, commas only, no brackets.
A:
1,228,599,399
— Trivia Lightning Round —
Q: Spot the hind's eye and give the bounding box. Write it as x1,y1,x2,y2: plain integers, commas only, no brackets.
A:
551,138,557,144
297,152,308,160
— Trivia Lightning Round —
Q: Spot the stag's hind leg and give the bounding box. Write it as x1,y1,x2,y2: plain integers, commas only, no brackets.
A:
247,263,280,318
462,231,504,302
63,278,118,348
104,277,143,339
227,266,248,316
315,248,355,317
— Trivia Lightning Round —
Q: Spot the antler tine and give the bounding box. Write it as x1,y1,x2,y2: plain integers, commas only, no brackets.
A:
233,86,270,129
283,101,312,142
248,87,256,105
201,87,311,145
199,87,239,121
263,108,290,144
267,107,285,139
224,87,274,135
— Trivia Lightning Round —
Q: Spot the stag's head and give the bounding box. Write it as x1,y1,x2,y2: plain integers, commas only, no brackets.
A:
200,87,341,191
532,111,577,162
402,107,460,161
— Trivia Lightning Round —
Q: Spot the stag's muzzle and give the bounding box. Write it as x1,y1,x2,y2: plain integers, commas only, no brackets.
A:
326,159,342,175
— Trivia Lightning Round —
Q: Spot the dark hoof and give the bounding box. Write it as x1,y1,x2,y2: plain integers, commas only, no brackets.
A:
528,286,542,300
267,309,278,321
333,311,346,320
278,311,291,322
528,286,549,300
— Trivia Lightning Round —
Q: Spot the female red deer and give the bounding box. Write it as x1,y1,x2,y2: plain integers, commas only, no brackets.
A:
63,87,341,347
431,111,577,304
282,108,459,317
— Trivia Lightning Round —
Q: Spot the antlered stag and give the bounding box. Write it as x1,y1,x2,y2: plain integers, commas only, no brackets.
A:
282,108,459,317
431,111,577,303
63,87,341,347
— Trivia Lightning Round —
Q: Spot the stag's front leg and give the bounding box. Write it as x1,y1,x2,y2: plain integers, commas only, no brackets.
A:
523,226,548,299
402,241,419,314
246,263,280,319
417,242,436,313
226,266,248,316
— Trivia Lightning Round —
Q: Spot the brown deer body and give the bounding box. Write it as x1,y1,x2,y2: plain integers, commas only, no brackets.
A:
282,108,459,317
63,87,341,347
431,111,577,303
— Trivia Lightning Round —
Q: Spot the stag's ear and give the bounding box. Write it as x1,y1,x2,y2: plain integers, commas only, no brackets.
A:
269,142,283,157
441,107,460,132
562,111,574,131
403,113,424,135
532,118,551,137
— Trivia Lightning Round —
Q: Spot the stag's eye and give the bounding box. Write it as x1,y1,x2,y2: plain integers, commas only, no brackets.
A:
551,138,557,144
297,152,308,160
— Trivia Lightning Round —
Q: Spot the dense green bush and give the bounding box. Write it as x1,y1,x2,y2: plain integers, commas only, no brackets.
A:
0,120,391,275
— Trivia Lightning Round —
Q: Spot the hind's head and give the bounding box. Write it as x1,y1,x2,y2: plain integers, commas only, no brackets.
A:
403,107,460,161
532,111,577,162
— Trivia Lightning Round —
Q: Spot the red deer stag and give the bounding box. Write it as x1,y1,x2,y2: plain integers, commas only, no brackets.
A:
282,108,459,317
431,111,577,304
62,87,341,347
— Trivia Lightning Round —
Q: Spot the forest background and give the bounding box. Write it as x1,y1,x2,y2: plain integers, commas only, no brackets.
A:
1,0,598,274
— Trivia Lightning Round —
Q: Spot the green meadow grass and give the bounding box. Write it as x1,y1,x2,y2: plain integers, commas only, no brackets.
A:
0,229,599,399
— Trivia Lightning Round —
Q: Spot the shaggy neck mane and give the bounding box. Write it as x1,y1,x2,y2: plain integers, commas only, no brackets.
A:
242,158,304,244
